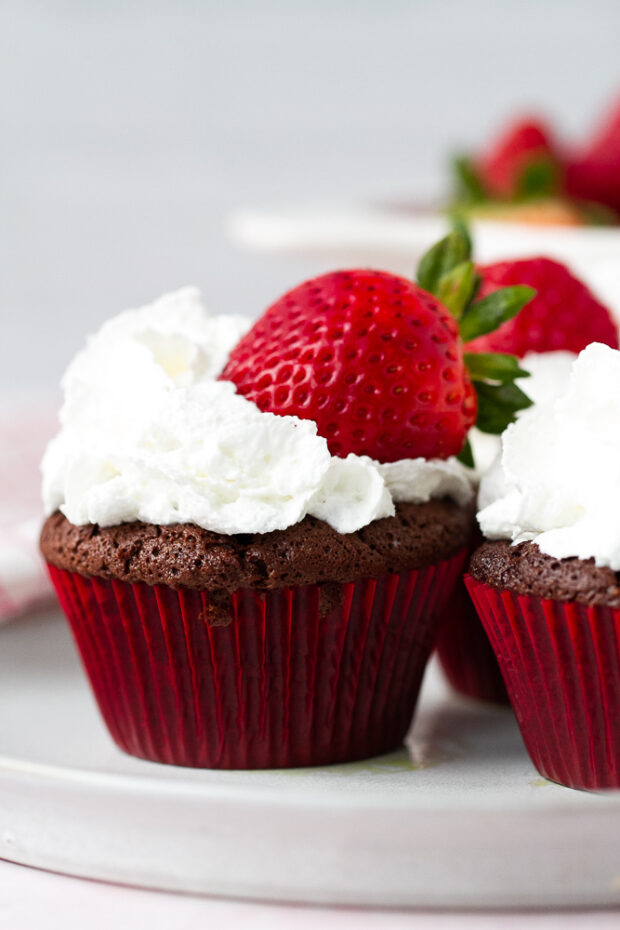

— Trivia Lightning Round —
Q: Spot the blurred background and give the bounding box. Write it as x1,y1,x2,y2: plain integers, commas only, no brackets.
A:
2,0,620,390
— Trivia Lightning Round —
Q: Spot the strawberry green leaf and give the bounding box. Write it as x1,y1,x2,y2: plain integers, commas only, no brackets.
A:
474,381,533,434
453,156,487,203
416,225,472,294
436,261,477,321
516,157,560,200
414,224,535,455
464,352,530,384
456,436,475,468
451,216,473,257
458,285,536,343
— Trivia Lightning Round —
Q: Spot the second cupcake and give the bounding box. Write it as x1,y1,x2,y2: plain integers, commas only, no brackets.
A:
467,342,620,790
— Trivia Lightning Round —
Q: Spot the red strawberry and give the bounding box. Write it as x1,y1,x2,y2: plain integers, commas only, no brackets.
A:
476,118,561,200
221,270,477,461
566,97,620,214
222,228,535,465
466,257,619,357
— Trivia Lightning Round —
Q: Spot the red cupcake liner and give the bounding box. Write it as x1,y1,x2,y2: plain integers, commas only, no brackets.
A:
435,578,509,705
466,574,620,790
47,550,465,769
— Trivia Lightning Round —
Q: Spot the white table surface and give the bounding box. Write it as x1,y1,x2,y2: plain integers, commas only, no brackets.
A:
3,2,620,924
1,861,619,930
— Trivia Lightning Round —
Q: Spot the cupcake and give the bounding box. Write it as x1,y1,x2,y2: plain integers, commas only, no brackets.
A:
466,342,620,790
436,255,619,704
41,230,530,769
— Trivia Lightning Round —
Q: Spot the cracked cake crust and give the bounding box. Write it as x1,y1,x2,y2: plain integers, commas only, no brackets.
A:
469,539,620,607
41,499,473,592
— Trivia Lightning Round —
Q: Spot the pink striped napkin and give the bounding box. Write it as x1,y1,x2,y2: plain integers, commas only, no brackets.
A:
0,393,58,621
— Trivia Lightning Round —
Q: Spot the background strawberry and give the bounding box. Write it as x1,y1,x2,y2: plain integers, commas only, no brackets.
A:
466,257,619,357
476,118,561,200
221,227,534,465
453,118,563,205
565,97,620,216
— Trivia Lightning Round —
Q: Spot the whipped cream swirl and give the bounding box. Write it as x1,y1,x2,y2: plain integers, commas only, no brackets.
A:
478,343,620,570
468,349,577,476
42,288,473,536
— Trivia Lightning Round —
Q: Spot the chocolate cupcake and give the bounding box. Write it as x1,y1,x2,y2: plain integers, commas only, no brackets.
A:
41,229,530,769
466,343,620,790
41,283,479,769
42,500,470,769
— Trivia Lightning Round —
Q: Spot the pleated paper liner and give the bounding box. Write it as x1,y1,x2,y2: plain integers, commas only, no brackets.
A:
47,549,465,770
436,578,509,704
466,574,620,791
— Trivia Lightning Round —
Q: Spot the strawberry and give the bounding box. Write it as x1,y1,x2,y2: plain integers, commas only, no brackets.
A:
565,96,620,215
466,257,619,357
477,119,560,199
453,118,563,206
221,227,534,465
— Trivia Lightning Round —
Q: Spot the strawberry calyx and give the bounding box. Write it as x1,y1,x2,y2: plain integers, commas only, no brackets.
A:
450,155,614,226
415,224,534,467
450,118,563,208
453,152,562,206
446,106,620,224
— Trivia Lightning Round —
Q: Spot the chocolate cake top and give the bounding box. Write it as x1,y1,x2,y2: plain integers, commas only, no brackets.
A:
469,540,620,607
41,499,472,591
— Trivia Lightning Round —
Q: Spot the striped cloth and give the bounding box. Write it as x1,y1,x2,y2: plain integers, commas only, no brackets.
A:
0,393,58,621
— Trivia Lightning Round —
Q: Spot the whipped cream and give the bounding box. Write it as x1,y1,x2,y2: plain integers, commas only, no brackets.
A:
478,343,620,569
43,289,473,536
469,350,577,475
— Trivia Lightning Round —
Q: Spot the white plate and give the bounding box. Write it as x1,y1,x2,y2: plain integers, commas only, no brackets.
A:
228,207,620,320
2,605,620,908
